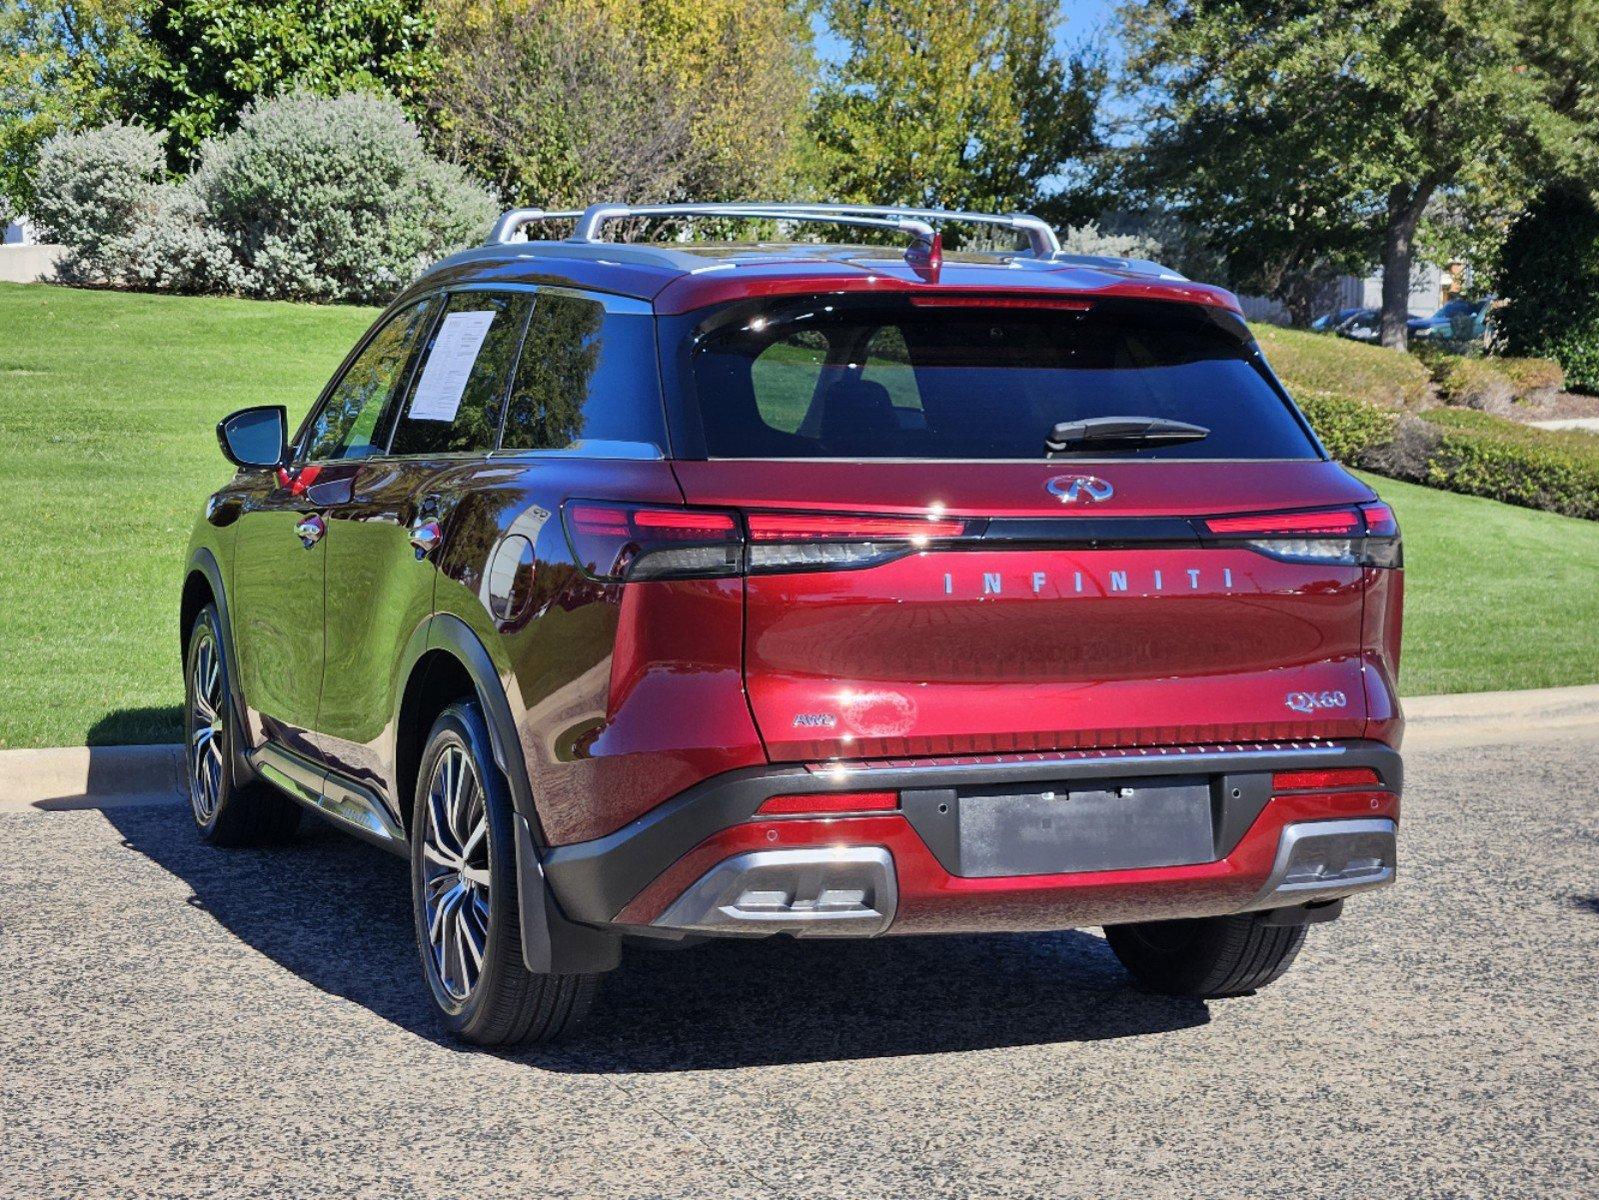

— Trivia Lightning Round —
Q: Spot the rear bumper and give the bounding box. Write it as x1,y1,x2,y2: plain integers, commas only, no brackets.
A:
541,741,1401,937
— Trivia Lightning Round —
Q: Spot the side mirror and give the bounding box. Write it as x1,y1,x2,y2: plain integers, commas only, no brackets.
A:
217,406,288,470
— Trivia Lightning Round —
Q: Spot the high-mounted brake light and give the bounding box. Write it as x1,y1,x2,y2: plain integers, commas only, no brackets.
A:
908,295,1094,311
1200,505,1401,568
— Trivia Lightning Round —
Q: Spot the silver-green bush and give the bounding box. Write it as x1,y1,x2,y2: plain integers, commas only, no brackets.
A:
29,123,167,285
191,92,498,304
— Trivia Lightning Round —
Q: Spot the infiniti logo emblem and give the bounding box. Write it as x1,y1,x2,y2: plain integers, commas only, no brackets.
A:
1045,474,1114,504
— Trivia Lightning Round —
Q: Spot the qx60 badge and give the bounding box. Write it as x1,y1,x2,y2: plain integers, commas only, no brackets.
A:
1046,474,1114,504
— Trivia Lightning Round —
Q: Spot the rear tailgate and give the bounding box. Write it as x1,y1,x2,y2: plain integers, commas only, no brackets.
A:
675,460,1381,761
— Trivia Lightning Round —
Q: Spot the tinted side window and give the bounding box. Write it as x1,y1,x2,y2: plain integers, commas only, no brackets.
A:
502,294,667,452
302,297,437,462
389,291,533,457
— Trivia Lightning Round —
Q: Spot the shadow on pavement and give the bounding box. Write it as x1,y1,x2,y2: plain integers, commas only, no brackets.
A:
86,705,183,746
105,804,1210,1071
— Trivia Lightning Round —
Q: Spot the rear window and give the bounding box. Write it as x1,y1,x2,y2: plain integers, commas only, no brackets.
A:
676,297,1318,460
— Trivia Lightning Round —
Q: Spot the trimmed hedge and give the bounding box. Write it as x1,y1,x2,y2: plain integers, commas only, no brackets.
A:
1252,323,1434,410
1285,365,1599,522
1295,394,1398,463
1416,409,1599,520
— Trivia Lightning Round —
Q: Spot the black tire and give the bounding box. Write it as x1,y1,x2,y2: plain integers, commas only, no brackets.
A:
410,700,599,1047
1104,912,1308,998
183,603,300,846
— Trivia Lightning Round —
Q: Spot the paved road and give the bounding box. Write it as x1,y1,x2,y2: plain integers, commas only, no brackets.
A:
2,730,1595,1199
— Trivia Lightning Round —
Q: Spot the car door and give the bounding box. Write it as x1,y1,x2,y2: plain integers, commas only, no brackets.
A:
315,289,534,815
230,296,441,765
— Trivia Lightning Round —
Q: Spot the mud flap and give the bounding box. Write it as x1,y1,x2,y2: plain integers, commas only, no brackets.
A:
515,814,621,975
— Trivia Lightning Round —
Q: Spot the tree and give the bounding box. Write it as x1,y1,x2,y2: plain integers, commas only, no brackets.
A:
811,0,1100,229
129,0,439,169
1120,1,1561,346
0,0,143,215
1495,182,1599,390
426,0,815,211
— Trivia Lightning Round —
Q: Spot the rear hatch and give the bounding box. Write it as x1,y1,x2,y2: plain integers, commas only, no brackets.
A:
661,293,1399,762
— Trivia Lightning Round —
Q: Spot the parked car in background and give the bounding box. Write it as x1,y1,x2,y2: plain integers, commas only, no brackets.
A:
183,201,1404,1046
1310,306,1366,333
1410,296,1493,343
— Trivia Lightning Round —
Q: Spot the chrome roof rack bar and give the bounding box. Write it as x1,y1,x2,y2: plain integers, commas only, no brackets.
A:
770,203,1060,258
487,207,583,244
565,203,938,249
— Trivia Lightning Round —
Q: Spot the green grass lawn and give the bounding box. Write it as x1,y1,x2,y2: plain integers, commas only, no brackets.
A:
1,282,1596,748
0,283,375,747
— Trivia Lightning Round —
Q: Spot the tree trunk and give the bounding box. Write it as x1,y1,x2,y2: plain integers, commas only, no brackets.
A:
1379,184,1433,351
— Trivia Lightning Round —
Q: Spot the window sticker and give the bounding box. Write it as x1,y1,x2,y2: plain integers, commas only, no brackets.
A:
407,310,497,422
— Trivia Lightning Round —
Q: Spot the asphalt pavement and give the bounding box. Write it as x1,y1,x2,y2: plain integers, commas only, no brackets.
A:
1,725,1595,1199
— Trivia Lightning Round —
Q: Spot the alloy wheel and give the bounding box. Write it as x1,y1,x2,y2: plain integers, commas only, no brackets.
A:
187,627,225,824
421,745,492,1001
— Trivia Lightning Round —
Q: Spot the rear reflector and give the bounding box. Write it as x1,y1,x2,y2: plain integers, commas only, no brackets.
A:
757,791,899,816
1273,768,1382,792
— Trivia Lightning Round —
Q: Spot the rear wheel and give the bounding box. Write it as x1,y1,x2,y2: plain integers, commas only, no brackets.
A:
1104,912,1307,998
184,603,300,846
410,700,599,1046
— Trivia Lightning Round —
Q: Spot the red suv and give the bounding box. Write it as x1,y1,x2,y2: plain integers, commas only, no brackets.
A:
184,203,1402,1045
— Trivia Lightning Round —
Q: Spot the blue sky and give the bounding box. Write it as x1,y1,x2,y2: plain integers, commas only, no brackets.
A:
811,1,1123,65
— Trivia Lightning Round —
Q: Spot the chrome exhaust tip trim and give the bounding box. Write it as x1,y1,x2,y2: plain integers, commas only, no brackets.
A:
652,847,897,937
1248,818,1397,910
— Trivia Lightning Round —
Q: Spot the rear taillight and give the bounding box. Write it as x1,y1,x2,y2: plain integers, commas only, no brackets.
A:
746,512,968,573
563,502,742,582
562,504,971,582
1200,504,1401,567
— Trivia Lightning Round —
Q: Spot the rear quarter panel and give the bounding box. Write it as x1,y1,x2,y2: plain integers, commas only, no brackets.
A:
431,457,767,846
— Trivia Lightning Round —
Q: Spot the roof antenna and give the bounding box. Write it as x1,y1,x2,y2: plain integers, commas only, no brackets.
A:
906,228,943,281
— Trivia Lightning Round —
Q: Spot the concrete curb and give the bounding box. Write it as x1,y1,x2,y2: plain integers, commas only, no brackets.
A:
2,684,1597,812
0,744,184,813
1402,683,1599,748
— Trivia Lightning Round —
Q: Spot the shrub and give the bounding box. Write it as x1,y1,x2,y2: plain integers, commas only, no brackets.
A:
1058,223,1163,262
1417,409,1599,520
110,182,242,294
29,123,166,285
1253,323,1434,410
1496,356,1566,402
1413,343,1566,411
1495,182,1599,394
192,91,497,304
1293,394,1398,464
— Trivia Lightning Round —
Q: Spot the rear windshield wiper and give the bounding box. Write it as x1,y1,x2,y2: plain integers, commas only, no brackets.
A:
1046,416,1210,455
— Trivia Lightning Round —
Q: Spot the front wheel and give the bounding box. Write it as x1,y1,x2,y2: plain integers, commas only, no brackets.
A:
184,603,300,846
410,700,599,1046
1104,912,1307,998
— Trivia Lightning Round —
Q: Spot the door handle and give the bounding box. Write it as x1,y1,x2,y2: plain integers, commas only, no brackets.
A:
293,513,326,549
410,518,442,560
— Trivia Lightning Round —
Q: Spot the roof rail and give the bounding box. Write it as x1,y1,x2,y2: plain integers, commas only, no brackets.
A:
769,203,1060,258
483,201,1183,278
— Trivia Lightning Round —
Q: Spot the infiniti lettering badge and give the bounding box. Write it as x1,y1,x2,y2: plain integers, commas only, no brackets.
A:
1046,474,1113,504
